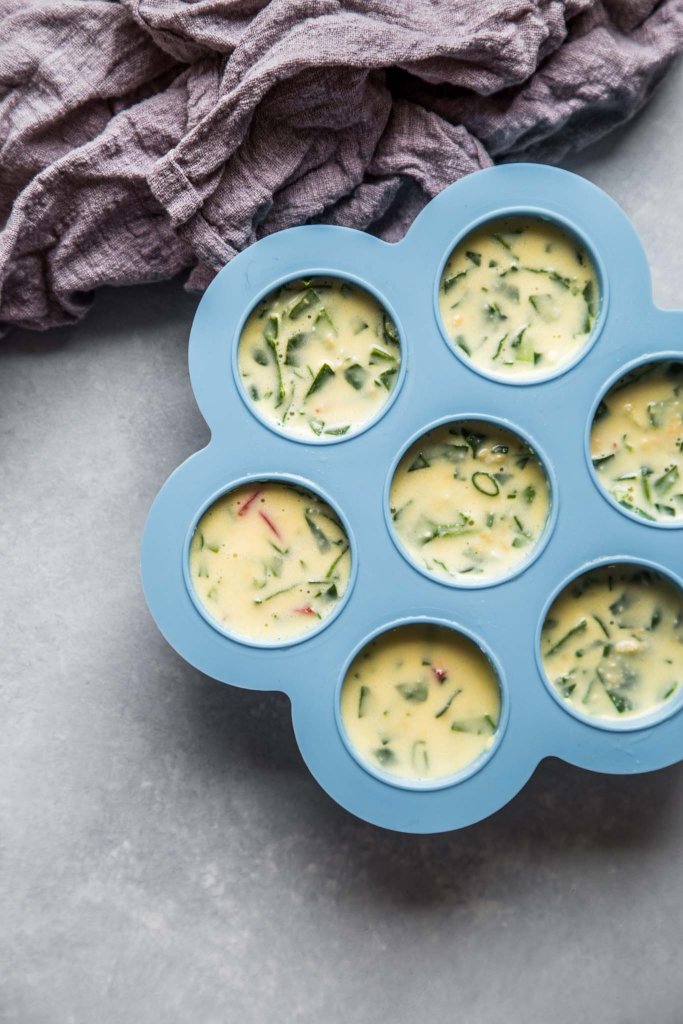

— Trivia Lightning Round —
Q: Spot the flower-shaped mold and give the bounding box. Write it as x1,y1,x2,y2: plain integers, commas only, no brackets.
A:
141,164,683,834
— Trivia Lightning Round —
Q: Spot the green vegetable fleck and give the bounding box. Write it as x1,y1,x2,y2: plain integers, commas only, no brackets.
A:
396,682,429,702
306,363,335,397
344,363,367,390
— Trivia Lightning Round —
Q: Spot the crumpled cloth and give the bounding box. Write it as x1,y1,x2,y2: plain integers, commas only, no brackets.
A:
1,0,682,332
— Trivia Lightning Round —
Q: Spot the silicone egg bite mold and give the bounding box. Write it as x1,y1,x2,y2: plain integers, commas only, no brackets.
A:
141,164,683,834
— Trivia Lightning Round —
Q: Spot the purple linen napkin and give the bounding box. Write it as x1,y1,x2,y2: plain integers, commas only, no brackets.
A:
0,0,681,331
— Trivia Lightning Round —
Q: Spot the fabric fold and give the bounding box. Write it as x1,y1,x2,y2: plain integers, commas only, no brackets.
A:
0,0,681,332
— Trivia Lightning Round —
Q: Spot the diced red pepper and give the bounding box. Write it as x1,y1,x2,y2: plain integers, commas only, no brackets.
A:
259,509,282,538
238,488,263,516
432,666,448,684
294,605,316,616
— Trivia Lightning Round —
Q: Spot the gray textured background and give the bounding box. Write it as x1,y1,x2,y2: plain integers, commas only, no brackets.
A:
2,59,682,1024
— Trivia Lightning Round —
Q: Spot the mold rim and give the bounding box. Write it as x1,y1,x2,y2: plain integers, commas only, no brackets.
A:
535,554,683,733
383,412,559,590
334,614,510,792
231,268,407,446
433,206,609,387
181,471,358,649
585,351,683,530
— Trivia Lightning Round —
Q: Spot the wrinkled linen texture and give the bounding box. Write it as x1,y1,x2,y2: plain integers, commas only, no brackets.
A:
0,0,682,332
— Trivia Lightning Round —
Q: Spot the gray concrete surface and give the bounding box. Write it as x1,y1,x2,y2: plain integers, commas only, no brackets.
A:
2,58,682,1024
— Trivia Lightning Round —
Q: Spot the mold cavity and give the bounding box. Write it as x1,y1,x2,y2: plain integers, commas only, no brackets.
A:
438,215,599,380
340,622,502,783
188,480,351,645
389,418,552,585
540,563,683,723
590,359,683,525
237,275,401,441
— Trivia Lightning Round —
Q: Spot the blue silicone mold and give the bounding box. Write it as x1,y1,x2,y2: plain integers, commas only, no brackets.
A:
141,164,683,834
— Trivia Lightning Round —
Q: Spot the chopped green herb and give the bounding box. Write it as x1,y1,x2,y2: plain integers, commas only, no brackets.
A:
284,332,307,366
306,363,335,397
369,346,395,362
491,334,507,360
390,500,413,522
609,591,633,616
484,301,508,322
549,270,572,290
289,288,319,320
592,453,615,468
411,740,429,772
592,614,610,638
419,520,476,545
492,233,514,252
603,685,633,715
443,270,468,292
451,715,496,735
264,314,278,341
315,307,335,332
304,512,331,552
510,325,527,349
378,367,398,390
463,431,485,457
396,681,429,703
344,363,367,390
253,583,300,605
472,472,500,496
654,465,679,495
408,453,430,472
382,313,399,346
435,689,462,718
265,335,285,406
528,293,557,322
545,618,587,657
325,544,349,578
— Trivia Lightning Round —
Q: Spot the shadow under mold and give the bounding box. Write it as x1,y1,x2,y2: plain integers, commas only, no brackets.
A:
179,660,683,907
